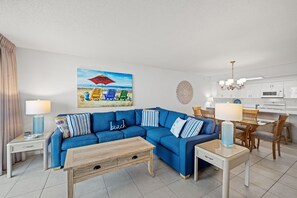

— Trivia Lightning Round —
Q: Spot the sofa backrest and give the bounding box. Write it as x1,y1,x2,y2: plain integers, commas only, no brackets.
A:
135,109,142,125
92,112,115,133
164,110,187,129
116,110,136,126
156,107,169,127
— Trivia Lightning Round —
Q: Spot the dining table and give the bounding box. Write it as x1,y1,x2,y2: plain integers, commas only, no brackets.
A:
234,118,276,149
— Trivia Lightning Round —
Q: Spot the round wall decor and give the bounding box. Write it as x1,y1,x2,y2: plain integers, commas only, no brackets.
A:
176,80,193,104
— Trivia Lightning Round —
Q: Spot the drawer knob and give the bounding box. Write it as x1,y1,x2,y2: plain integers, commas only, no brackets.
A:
25,145,34,148
93,165,101,170
132,155,138,160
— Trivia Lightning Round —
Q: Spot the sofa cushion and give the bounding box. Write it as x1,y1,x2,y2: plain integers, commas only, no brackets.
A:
160,135,180,155
95,131,124,143
146,127,172,143
135,109,143,125
164,111,186,129
140,126,159,131
116,110,135,126
156,107,169,127
92,112,115,133
61,133,98,151
121,126,146,138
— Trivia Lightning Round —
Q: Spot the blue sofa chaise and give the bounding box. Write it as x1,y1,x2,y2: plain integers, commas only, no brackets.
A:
51,107,219,177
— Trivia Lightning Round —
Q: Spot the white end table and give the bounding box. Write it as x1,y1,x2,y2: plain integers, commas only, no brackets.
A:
6,132,52,178
194,139,250,198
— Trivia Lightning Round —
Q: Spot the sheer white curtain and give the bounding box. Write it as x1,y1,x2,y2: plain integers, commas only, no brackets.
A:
0,34,22,175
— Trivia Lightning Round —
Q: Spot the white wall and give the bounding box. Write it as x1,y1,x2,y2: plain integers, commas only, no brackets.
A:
16,48,212,132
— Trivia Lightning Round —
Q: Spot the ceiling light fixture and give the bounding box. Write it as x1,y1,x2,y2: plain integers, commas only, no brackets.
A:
218,61,263,90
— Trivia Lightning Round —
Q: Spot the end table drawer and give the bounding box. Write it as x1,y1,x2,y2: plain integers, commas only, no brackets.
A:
118,151,150,166
198,149,223,169
74,159,117,178
11,142,43,153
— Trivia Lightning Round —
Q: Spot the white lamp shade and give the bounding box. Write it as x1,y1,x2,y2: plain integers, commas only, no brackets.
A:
215,103,242,121
26,100,51,115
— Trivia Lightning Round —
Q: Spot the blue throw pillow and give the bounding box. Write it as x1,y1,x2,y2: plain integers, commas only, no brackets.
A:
67,113,91,137
110,119,126,131
141,110,159,127
180,118,204,138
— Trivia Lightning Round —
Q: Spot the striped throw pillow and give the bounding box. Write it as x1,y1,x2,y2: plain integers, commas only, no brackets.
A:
141,110,159,127
67,113,91,137
180,118,204,138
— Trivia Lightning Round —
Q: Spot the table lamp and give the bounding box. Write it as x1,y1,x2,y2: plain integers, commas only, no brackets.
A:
26,100,51,134
215,103,242,147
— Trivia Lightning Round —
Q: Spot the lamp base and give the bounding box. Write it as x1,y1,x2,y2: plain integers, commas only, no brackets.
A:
33,115,44,135
221,120,234,147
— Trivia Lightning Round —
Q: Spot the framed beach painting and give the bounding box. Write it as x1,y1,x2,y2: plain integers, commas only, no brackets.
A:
77,68,133,107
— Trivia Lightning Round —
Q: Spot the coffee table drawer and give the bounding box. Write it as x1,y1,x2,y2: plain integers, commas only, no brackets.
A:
74,159,117,178
11,142,43,153
118,151,150,166
198,149,223,169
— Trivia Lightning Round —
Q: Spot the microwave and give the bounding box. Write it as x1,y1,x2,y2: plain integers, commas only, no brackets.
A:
261,90,284,98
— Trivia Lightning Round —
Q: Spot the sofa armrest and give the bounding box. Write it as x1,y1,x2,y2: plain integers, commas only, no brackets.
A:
51,128,63,168
179,132,219,176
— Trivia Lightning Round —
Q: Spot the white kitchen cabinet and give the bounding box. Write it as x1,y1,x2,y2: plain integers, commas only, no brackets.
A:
284,80,297,98
242,83,261,98
262,82,284,91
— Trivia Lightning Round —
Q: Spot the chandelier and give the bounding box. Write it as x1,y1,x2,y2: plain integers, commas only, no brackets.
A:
219,61,246,90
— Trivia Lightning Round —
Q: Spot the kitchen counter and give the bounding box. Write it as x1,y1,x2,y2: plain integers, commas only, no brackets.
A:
244,107,297,115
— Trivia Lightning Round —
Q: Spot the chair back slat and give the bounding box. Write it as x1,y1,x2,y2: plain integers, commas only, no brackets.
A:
274,114,289,140
200,109,215,120
192,106,202,117
242,109,259,121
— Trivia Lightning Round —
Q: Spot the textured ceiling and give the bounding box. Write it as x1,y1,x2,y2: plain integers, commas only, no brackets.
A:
1,0,297,74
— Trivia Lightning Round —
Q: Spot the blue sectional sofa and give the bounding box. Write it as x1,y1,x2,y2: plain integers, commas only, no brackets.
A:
51,107,219,177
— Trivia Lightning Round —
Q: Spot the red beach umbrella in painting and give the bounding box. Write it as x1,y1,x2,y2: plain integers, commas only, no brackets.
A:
88,74,115,85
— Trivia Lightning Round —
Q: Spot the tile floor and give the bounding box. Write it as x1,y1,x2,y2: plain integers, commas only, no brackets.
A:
1,140,297,198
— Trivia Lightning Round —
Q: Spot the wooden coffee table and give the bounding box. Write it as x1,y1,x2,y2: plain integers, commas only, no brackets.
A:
64,137,155,198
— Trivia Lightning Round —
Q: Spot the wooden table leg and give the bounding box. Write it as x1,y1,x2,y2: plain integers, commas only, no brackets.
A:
7,145,11,178
67,169,74,198
148,150,154,177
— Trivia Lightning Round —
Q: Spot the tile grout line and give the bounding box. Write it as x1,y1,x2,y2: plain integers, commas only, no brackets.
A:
126,167,145,198
4,156,36,198
39,167,51,198
260,160,297,198
102,174,111,198
229,150,276,197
